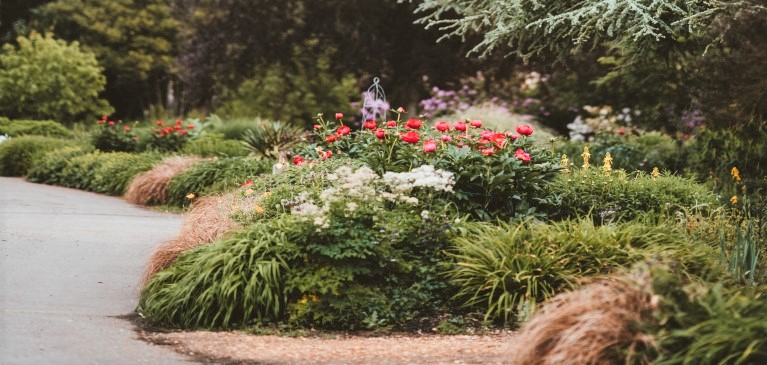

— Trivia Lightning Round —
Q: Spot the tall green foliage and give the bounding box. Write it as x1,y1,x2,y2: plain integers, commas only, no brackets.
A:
0,32,112,122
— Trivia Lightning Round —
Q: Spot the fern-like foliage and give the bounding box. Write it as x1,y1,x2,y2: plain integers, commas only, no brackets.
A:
409,0,759,62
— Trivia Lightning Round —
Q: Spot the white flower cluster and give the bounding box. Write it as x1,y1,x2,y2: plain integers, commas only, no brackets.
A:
383,165,455,195
0,134,9,144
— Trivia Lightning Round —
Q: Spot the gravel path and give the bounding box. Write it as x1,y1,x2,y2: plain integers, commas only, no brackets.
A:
0,177,190,364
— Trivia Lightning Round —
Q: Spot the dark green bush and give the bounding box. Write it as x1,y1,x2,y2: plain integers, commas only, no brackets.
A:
166,157,272,206
181,133,248,157
547,168,718,221
27,146,93,184
90,152,164,195
0,136,79,176
558,132,684,173
0,118,71,138
91,119,139,152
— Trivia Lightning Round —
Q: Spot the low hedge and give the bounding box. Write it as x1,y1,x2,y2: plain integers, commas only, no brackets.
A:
0,136,79,176
0,117,71,138
166,157,273,206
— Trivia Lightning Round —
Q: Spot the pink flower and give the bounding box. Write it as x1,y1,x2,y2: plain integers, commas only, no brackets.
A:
453,121,467,132
440,135,452,142
516,125,534,136
363,120,377,130
435,121,450,132
108,121,115,126
470,120,483,128
479,130,494,139
335,112,344,120
337,125,351,136
375,128,386,139
481,148,495,156
401,131,420,144
423,139,438,153
405,118,422,129
515,148,531,163
386,120,397,128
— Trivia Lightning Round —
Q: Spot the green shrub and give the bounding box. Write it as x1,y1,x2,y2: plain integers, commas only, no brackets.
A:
558,132,684,173
91,119,139,152
27,146,93,184
166,157,273,206
58,152,110,190
90,152,164,195
138,221,290,328
547,168,718,221
181,133,248,157
0,136,78,176
448,217,719,323
207,116,262,140
0,118,71,138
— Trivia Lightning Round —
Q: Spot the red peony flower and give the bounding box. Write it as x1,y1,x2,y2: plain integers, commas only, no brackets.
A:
179,129,187,135
174,125,182,131
423,139,438,153
516,124,534,136
490,133,508,149
510,134,519,141
176,119,183,125
617,129,625,135
401,131,420,144
108,121,115,126
363,120,377,130
453,121,467,132
515,148,531,163
156,120,163,126
386,120,397,128
440,134,452,142
375,128,386,139
241,180,254,187
313,124,320,130
337,125,351,136
101,115,108,121
470,120,483,128
187,124,195,129
321,150,332,160
325,134,338,143
481,148,495,156
435,121,450,132
479,130,494,139
335,112,344,120
292,156,305,165
405,118,422,129
124,125,131,131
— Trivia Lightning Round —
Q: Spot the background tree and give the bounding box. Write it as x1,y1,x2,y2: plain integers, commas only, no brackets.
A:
0,32,113,122
0,0,53,42
34,0,179,117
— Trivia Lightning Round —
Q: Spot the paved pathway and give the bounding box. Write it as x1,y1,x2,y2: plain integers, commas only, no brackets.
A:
0,177,191,364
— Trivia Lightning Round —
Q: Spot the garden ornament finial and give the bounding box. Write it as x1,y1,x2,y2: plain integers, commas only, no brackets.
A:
361,77,389,123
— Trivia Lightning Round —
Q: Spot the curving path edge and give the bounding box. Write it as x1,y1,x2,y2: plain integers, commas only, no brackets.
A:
0,177,192,364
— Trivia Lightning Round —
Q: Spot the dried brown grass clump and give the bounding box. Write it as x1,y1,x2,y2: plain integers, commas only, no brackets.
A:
142,193,240,285
125,156,201,205
507,271,658,365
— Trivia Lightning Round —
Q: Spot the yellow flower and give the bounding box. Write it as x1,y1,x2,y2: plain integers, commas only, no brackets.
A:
731,166,741,181
602,152,613,174
186,193,195,199
254,205,264,214
651,167,661,179
581,146,591,169
560,154,571,173
731,195,739,205
244,188,254,195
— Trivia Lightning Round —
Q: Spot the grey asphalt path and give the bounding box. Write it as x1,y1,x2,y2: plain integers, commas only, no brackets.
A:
0,177,192,364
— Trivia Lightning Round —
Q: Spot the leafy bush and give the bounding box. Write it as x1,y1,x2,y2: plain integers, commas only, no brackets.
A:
166,157,273,207
0,32,112,122
90,152,164,195
0,118,71,138
207,116,262,140
144,119,198,152
0,136,78,176
181,133,248,157
91,117,139,152
448,216,719,323
558,131,684,173
548,168,718,222
27,146,93,184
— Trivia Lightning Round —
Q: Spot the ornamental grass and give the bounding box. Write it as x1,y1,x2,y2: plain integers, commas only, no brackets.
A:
124,155,201,205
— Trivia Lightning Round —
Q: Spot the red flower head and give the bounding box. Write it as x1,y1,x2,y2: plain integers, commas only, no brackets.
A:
337,125,351,136
313,124,320,130
515,148,532,163
510,134,519,141
617,129,625,135
440,134,452,142
516,124,534,136
470,120,483,128
108,121,115,126
163,126,173,133
179,129,187,135
423,139,438,153
490,133,508,149
335,112,344,120
375,128,386,140
321,150,333,160
292,156,305,165
124,125,131,131
481,148,495,156
453,121,467,132
325,134,338,143
187,124,195,129
479,130,494,139
101,115,108,121
174,125,182,131
401,131,420,144
405,118,422,129
386,120,397,128
176,119,183,125
435,121,450,132
156,120,164,126
241,180,254,188
363,120,377,130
